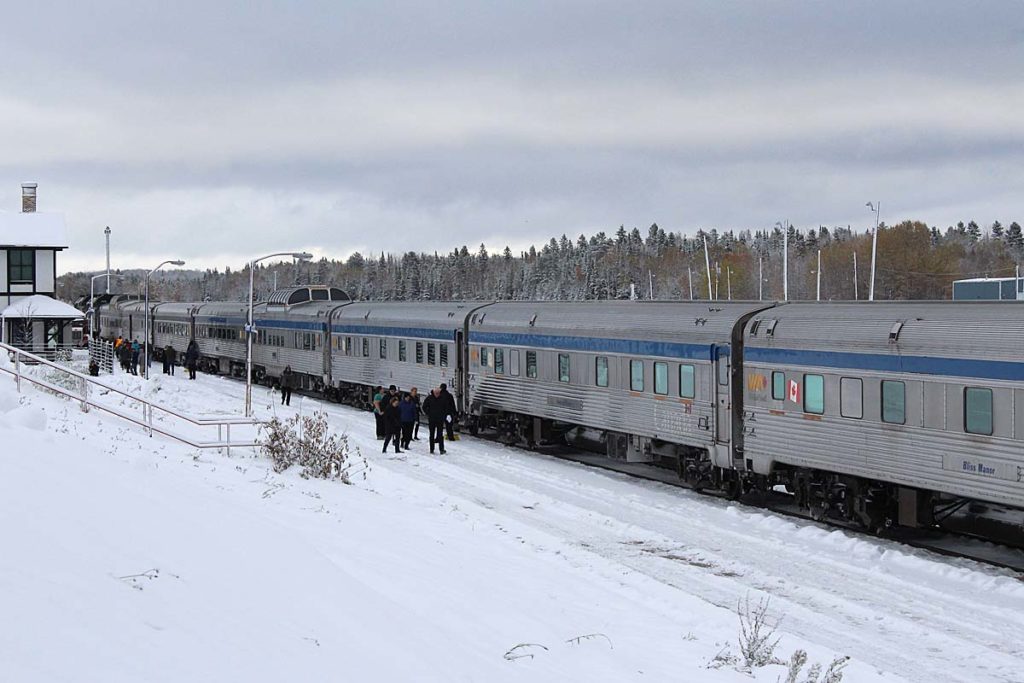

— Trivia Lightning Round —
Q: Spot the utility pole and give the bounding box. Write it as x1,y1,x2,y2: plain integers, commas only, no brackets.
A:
687,266,694,300
867,201,881,301
776,221,789,301
853,251,859,300
816,249,822,301
758,254,763,301
649,270,654,300
703,235,713,300
727,267,732,300
104,226,111,294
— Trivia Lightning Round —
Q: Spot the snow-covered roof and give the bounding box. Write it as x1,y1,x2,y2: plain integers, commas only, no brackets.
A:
953,277,1019,284
1,295,83,319
0,211,68,248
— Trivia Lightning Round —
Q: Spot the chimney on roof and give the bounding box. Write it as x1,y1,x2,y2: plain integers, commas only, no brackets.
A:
21,183,37,213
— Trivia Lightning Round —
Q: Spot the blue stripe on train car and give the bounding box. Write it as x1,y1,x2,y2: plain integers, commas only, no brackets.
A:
468,331,718,361
745,347,1024,382
328,324,456,342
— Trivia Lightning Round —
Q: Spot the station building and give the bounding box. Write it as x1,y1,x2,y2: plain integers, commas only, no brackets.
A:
0,184,81,354
951,276,1024,301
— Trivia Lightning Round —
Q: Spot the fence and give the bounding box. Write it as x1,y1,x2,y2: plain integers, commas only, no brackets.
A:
0,341,263,453
88,339,115,374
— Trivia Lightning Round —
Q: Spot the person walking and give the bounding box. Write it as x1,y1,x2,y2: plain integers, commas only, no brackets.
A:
164,345,177,376
439,383,457,440
118,341,130,372
422,388,447,454
185,340,199,380
382,395,403,454
399,393,418,449
409,387,422,441
280,366,294,406
372,386,385,440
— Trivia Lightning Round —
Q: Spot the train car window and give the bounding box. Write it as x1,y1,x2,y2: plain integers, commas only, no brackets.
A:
526,351,537,378
416,342,424,363
440,344,449,367
345,337,352,356
804,374,824,415
630,360,644,392
379,338,387,359
428,343,437,365
840,377,863,419
964,387,993,435
399,340,407,362
654,362,669,395
558,354,570,383
679,364,695,398
362,338,369,357
481,347,489,367
595,356,609,387
881,380,906,424
772,371,785,400
494,348,504,374
509,349,519,376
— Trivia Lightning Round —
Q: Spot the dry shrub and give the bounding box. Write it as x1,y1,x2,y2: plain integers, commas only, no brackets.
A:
259,410,368,483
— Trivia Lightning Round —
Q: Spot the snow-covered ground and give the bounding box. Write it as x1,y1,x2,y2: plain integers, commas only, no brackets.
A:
2,363,1023,682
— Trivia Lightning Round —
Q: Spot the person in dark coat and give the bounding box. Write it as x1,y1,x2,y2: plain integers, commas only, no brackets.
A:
422,388,448,454
280,366,295,406
118,341,131,372
164,345,177,376
408,387,422,441
129,339,140,376
185,340,199,380
399,393,418,449
439,383,457,440
381,395,403,454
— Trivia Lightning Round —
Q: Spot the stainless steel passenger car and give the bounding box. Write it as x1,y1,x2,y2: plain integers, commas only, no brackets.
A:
743,302,1024,527
466,301,771,474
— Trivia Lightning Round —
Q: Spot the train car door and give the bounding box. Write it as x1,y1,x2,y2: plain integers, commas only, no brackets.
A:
713,344,731,453
454,328,465,413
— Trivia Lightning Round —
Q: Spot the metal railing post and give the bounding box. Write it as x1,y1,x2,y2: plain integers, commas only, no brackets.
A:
80,376,89,413
226,423,231,456
15,351,21,393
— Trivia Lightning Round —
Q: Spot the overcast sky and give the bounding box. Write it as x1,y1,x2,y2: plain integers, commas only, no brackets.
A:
1,1,1022,274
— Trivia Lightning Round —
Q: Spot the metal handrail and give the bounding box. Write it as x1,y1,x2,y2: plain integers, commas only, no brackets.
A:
0,341,263,452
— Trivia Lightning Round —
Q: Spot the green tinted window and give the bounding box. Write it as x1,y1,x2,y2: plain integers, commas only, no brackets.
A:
595,356,609,387
630,360,644,391
881,380,905,424
654,362,669,395
804,374,824,415
679,364,695,398
964,387,993,435
526,351,537,378
494,348,504,374
558,354,570,383
772,371,785,400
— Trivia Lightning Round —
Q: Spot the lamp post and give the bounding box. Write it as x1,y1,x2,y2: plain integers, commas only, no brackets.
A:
776,221,789,301
144,260,185,379
245,251,313,417
867,201,881,301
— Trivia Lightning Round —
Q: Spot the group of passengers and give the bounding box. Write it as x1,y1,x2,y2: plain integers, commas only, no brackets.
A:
373,384,457,455
111,336,200,380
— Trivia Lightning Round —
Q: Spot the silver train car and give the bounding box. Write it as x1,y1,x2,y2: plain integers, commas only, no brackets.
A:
743,301,1024,529
94,290,1024,534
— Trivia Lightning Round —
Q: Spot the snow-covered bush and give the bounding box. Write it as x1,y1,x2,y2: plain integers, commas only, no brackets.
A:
737,594,782,669
259,411,368,483
783,649,849,683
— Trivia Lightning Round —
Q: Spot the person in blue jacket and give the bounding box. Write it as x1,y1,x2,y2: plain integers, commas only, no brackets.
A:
399,392,418,449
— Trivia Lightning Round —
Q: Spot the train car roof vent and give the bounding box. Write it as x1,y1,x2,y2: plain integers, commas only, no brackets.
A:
470,313,478,324
529,313,538,327
749,320,762,336
764,319,779,337
363,310,371,320
888,321,905,344
478,313,487,324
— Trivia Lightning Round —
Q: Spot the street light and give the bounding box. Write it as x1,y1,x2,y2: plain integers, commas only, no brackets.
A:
776,221,789,301
144,260,185,379
245,251,314,417
867,201,881,301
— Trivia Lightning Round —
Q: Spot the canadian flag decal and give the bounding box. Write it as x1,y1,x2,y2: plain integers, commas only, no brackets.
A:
788,379,801,404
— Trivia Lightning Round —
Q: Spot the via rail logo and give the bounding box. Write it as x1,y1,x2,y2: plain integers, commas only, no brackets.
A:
746,373,768,393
